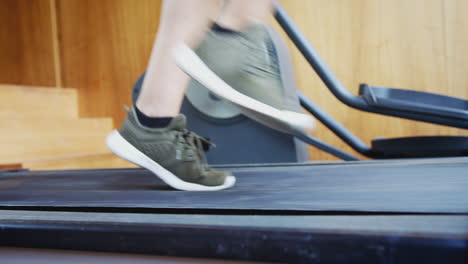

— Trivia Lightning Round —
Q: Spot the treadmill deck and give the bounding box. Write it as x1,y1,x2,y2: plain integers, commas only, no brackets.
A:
0,158,467,213
1,158,467,263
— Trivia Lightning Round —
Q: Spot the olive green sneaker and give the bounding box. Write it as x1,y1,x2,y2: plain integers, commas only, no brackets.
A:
106,107,236,191
188,24,297,111
177,24,315,133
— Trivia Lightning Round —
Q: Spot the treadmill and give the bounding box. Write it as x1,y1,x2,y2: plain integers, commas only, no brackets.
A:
1,2,467,263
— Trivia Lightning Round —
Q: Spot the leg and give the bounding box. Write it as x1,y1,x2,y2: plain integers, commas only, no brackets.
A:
136,0,223,117
108,0,237,191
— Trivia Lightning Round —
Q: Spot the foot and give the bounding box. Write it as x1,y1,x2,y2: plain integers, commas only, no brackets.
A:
192,24,292,110
106,107,236,191
175,43,316,133
178,24,316,133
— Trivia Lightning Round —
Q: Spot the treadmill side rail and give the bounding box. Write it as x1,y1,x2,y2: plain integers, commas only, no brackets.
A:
274,3,468,129
359,84,468,120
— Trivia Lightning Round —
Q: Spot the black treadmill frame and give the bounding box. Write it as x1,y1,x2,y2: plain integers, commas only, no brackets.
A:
2,217,466,264
275,3,468,129
274,3,468,160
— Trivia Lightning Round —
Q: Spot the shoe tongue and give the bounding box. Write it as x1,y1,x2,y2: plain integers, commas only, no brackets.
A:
167,114,187,130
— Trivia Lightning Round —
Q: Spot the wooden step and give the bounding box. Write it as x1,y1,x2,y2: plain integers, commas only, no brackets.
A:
1,117,113,164
0,84,78,118
23,152,138,171
0,163,23,171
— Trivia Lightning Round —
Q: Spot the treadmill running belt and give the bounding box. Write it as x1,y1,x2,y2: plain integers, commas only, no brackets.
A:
0,159,467,214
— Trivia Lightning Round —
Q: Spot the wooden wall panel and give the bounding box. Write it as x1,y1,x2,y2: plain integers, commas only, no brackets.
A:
57,0,162,126
1,0,467,162
0,0,56,86
277,0,468,160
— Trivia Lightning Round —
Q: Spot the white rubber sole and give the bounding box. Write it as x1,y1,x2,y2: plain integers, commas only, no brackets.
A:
106,130,236,191
173,43,316,134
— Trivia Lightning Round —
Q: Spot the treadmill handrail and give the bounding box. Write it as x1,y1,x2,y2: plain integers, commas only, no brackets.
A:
359,84,468,120
274,2,468,129
274,2,368,110
298,92,372,156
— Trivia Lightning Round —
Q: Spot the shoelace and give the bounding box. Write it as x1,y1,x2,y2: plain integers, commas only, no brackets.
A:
175,129,215,168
